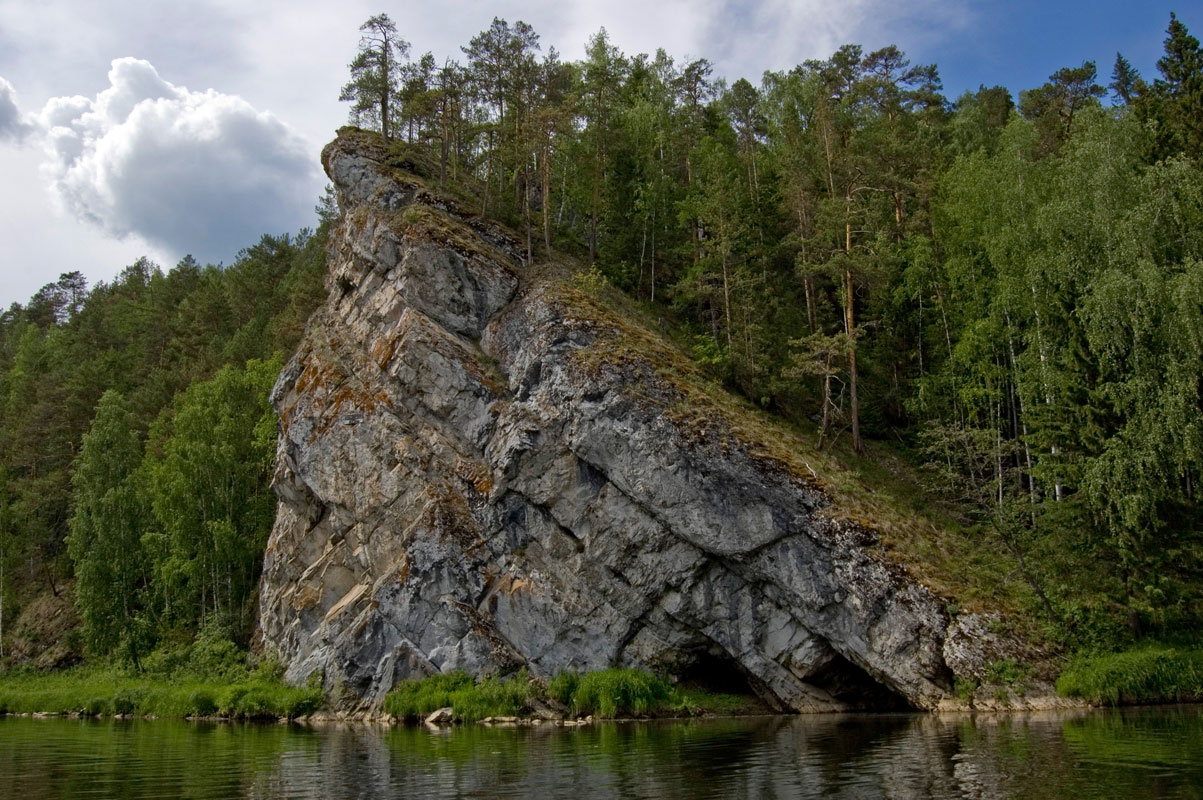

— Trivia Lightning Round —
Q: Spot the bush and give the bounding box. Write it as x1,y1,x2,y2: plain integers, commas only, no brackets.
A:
83,696,110,716
281,687,322,719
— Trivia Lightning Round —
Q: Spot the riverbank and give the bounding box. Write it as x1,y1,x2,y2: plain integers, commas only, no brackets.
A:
1057,644,1203,705
0,666,764,724
4,646,1202,725
0,664,321,720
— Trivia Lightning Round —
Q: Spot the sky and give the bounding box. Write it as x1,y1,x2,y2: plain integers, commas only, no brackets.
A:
0,0,1195,307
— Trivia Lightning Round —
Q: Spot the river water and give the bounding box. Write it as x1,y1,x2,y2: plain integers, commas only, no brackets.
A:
1,706,1201,799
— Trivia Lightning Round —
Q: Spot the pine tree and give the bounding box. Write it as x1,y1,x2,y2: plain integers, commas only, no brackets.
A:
340,14,410,140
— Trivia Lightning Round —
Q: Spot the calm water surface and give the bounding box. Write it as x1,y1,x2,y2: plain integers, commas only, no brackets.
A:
2,706,1202,799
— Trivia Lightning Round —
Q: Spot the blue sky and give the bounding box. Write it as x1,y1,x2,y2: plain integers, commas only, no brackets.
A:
929,1,1191,102
0,0,1196,307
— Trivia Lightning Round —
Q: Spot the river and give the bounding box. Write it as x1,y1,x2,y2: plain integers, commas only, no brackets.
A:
1,706,1201,798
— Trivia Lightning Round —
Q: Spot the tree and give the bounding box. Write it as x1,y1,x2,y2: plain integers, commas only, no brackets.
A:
1110,53,1145,105
340,14,410,140
145,358,280,639
67,390,150,664
1149,12,1203,158
1018,62,1104,155
574,29,627,263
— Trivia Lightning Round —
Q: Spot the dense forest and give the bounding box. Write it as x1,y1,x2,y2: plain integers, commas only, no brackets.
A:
1,11,1201,670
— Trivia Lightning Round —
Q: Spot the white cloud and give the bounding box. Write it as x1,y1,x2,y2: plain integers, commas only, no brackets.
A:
0,77,34,141
692,0,974,82
35,57,321,264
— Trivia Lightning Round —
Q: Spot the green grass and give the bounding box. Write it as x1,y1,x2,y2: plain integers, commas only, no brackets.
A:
383,668,755,723
383,670,534,722
0,664,321,720
569,669,674,718
1057,645,1203,705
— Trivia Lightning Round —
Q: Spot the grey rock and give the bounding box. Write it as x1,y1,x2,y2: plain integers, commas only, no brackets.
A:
259,130,1057,714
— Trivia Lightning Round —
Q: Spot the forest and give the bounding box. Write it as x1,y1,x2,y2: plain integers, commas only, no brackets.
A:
0,10,1200,674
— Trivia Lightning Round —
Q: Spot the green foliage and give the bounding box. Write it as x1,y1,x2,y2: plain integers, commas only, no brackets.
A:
381,668,742,722
340,14,410,140
66,390,151,664
143,357,281,641
0,663,321,719
383,671,475,719
570,669,674,718
187,689,218,716
1058,646,1203,705
140,626,250,683
984,658,1030,691
1,225,326,659
547,670,579,704
382,671,534,722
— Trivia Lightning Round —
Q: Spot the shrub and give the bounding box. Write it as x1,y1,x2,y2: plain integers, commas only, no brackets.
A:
218,686,248,716
281,687,322,719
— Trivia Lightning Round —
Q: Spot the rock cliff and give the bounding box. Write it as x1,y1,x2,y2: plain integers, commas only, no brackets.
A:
259,128,1054,713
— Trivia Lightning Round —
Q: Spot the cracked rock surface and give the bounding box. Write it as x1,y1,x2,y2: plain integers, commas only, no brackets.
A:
259,129,1049,713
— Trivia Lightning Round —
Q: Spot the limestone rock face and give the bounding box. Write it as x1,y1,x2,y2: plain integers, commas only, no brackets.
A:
259,129,1037,712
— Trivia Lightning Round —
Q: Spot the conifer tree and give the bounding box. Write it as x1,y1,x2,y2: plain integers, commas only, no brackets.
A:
340,14,410,140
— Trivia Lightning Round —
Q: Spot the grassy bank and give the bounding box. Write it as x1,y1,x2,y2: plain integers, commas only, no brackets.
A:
384,668,755,723
0,665,322,719
1058,645,1203,705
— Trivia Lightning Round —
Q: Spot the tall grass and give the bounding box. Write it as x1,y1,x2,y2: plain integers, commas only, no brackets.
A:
569,669,674,718
1057,645,1203,705
383,671,534,722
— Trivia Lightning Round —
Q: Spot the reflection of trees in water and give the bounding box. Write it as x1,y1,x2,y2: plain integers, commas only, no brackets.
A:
3,708,1203,799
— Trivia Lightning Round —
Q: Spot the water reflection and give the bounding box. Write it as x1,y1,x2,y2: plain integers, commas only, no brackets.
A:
2,706,1202,799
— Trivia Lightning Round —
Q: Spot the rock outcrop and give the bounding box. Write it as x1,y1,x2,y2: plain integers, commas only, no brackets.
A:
259,129,1050,712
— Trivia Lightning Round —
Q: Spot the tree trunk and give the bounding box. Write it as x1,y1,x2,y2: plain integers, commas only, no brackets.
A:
380,45,390,141
590,134,601,263
542,128,552,258
844,213,861,455
804,275,817,334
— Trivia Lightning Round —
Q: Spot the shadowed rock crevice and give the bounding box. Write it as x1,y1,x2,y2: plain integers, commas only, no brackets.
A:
258,128,1060,714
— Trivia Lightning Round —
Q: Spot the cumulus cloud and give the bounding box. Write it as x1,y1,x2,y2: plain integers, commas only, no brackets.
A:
36,57,320,263
0,76,35,141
